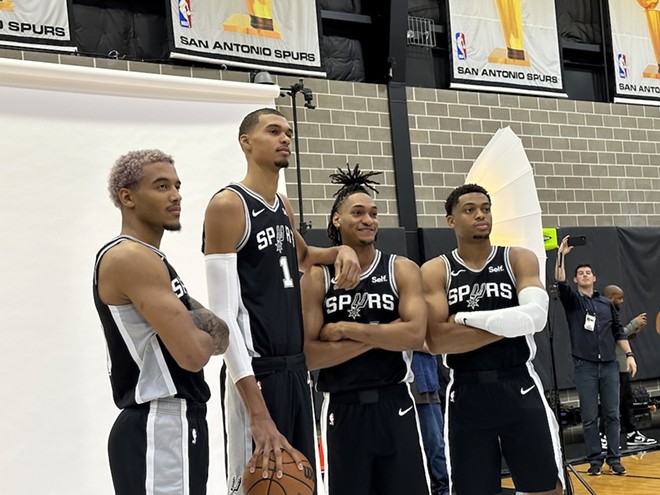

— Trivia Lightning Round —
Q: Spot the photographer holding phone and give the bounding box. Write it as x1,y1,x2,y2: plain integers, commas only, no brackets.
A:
555,236,636,476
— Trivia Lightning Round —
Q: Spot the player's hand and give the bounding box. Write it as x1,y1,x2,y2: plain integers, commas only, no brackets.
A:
627,356,637,378
333,245,361,290
558,236,573,256
319,322,345,342
633,313,647,331
247,416,297,479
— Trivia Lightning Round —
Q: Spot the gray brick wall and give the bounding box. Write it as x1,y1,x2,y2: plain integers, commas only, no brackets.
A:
4,49,660,231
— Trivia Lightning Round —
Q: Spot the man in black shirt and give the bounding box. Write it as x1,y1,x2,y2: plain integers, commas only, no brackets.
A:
555,235,637,476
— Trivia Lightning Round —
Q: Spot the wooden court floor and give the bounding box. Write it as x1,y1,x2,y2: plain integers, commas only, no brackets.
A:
502,449,660,494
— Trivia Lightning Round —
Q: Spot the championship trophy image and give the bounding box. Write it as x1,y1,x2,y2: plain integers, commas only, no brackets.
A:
637,0,660,78
488,0,531,67
0,0,14,12
223,0,282,39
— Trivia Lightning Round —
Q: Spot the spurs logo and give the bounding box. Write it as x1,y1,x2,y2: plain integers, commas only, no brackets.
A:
348,292,369,319
467,283,486,309
275,225,285,253
229,476,242,493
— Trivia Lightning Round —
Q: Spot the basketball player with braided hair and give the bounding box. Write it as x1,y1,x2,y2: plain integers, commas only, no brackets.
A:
422,183,563,495
204,108,360,494
301,165,431,495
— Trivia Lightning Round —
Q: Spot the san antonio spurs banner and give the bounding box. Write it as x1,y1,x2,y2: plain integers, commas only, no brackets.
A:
609,0,660,105
0,0,75,52
448,0,565,97
168,0,325,76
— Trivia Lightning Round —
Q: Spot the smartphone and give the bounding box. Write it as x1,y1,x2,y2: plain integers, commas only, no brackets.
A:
568,235,587,247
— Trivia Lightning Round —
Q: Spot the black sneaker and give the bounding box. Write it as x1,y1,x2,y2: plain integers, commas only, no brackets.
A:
587,464,602,476
609,462,626,475
627,431,658,447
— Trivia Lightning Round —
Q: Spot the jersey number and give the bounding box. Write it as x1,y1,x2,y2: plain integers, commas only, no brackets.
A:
279,256,294,288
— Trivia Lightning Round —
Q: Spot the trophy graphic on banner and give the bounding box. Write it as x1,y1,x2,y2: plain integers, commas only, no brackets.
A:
223,0,281,39
636,0,660,78
488,0,531,67
0,0,14,12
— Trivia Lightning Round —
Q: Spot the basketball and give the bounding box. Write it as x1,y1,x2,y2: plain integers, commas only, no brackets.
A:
242,449,315,495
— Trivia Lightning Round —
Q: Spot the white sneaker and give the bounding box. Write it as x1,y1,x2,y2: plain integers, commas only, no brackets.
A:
626,431,658,447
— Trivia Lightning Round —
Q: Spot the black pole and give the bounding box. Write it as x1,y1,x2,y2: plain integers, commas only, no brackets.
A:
284,79,314,237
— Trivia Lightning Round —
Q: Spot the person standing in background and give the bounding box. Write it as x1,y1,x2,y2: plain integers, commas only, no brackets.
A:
555,236,636,476
602,285,657,448
411,350,450,495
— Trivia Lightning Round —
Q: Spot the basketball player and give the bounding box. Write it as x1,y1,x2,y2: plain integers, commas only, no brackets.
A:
94,149,229,495
422,184,564,495
203,108,360,494
300,165,430,495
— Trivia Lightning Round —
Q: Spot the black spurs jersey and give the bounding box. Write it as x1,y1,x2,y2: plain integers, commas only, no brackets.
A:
442,246,536,371
222,183,304,358
317,250,413,393
93,235,210,409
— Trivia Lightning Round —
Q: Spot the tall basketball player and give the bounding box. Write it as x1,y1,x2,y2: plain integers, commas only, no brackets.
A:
94,149,228,495
203,108,360,495
300,166,430,495
422,183,563,495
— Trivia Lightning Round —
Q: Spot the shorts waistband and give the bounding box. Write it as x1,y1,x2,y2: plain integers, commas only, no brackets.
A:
330,383,408,404
130,398,207,417
252,352,307,373
453,364,528,384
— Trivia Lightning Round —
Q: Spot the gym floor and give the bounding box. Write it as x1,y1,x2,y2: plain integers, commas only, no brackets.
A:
501,425,660,494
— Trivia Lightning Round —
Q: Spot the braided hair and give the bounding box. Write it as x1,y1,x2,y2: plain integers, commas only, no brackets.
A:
326,164,381,246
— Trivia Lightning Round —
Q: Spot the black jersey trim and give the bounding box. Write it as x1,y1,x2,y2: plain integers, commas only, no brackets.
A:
388,254,399,298
224,185,251,251
450,246,498,272
503,246,517,286
359,250,382,280
229,182,281,212
93,235,165,284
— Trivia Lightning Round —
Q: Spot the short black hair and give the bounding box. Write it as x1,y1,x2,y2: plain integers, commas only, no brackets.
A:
574,263,595,277
444,183,491,216
238,107,286,139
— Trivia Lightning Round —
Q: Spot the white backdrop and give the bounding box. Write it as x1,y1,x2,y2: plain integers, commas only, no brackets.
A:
0,58,280,495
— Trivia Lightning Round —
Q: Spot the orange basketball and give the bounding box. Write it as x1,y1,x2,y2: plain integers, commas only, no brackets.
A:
243,449,315,495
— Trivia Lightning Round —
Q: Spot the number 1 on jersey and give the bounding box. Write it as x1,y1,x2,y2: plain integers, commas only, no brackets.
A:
279,256,294,288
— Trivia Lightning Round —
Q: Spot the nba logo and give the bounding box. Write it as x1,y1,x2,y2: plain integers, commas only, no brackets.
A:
455,33,467,60
179,0,192,28
617,53,628,79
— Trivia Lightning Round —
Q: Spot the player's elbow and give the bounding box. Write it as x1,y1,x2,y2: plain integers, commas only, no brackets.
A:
176,339,213,372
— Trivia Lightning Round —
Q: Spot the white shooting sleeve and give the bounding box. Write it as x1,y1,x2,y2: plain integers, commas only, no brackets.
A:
205,253,254,383
454,286,549,338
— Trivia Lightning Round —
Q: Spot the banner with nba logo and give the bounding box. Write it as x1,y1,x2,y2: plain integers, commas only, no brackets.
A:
447,0,565,97
0,0,75,52
609,0,660,105
167,0,324,76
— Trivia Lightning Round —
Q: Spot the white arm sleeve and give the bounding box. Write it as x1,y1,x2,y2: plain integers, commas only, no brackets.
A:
205,253,254,383
454,286,549,338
